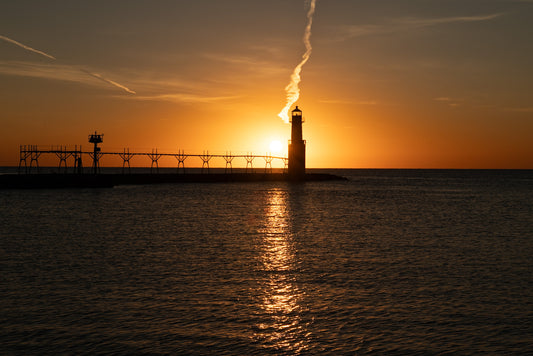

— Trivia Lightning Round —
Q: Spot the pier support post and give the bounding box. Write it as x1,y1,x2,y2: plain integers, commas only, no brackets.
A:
119,148,135,174
55,146,72,173
245,153,254,173
174,150,187,174
264,155,273,173
72,145,83,174
148,149,162,173
224,152,234,173
29,145,41,173
200,151,212,173
18,145,30,174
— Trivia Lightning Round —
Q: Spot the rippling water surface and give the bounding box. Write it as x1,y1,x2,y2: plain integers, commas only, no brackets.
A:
1,170,532,354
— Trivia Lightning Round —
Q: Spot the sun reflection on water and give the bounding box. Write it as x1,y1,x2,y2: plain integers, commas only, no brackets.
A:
254,188,309,354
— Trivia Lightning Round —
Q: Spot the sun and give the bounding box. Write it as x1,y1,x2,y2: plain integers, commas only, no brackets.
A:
269,140,283,153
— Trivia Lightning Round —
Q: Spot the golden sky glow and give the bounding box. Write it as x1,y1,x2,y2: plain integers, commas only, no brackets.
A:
1,0,532,168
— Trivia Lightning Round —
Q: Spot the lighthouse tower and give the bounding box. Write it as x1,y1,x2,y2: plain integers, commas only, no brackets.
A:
288,106,306,180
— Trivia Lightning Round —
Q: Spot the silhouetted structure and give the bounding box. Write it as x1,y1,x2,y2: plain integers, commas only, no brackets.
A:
17,144,286,174
288,106,306,180
12,108,332,186
88,132,103,174
8,115,350,188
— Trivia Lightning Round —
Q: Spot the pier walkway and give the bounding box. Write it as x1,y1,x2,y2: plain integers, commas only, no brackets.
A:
17,145,288,174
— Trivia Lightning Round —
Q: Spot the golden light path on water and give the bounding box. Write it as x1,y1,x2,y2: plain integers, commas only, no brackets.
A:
254,188,310,353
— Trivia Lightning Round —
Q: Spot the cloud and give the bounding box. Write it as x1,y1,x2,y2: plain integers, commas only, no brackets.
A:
1,35,135,94
0,61,91,83
319,99,353,105
202,53,286,76
398,13,503,27
356,100,378,106
0,61,135,94
0,35,56,60
132,93,240,104
334,13,503,41
434,97,461,107
0,61,241,103
319,99,377,105
505,107,533,113
333,24,384,40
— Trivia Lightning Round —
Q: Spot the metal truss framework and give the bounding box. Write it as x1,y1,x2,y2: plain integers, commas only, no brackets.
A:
18,145,288,174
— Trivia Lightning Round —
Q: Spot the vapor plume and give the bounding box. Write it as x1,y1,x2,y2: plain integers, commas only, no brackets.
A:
278,0,317,123
0,35,56,60
82,69,136,94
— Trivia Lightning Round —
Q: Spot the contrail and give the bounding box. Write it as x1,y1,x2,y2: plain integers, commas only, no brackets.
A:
81,69,136,94
278,0,317,123
2,34,135,94
0,35,56,60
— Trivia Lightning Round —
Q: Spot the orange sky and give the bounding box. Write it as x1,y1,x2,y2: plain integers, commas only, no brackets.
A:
1,1,532,168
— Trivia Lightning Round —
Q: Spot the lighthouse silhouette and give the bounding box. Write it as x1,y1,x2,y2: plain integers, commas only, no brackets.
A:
288,106,306,180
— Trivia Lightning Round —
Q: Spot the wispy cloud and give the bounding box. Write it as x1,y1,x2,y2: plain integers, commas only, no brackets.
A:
202,52,286,77
319,99,377,105
399,14,502,27
1,34,135,94
0,61,239,103
505,107,533,113
1,36,249,102
334,13,503,41
0,34,56,60
333,24,384,40
319,99,354,105
0,61,135,94
132,93,240,104
0,61,92,84
434,97,461,107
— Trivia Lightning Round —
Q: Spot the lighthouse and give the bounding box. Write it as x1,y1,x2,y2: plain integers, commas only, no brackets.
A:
288,106,306,180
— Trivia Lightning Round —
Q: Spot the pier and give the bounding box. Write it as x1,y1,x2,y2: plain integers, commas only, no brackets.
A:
17,144,288,175
5,107,346,188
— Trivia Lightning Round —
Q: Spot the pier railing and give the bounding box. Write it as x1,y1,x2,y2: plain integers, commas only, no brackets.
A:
18,145,288,174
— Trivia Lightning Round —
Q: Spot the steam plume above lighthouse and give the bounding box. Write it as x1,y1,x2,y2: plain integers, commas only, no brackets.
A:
278,0,317,123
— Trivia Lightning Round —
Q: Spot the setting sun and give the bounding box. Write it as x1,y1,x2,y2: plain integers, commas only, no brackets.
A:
269,140,283,153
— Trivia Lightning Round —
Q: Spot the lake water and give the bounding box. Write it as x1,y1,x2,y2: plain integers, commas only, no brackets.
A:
1,169,532,355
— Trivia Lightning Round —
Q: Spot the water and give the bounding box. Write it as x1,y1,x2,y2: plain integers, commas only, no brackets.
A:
1,169,532,354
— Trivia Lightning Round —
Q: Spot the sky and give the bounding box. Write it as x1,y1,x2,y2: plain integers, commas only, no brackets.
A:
1,0,532,168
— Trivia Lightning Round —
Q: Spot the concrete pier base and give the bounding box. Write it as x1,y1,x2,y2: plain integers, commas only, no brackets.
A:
1,172,346,189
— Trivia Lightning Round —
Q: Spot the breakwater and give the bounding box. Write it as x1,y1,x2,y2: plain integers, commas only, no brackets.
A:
1,172,346,189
